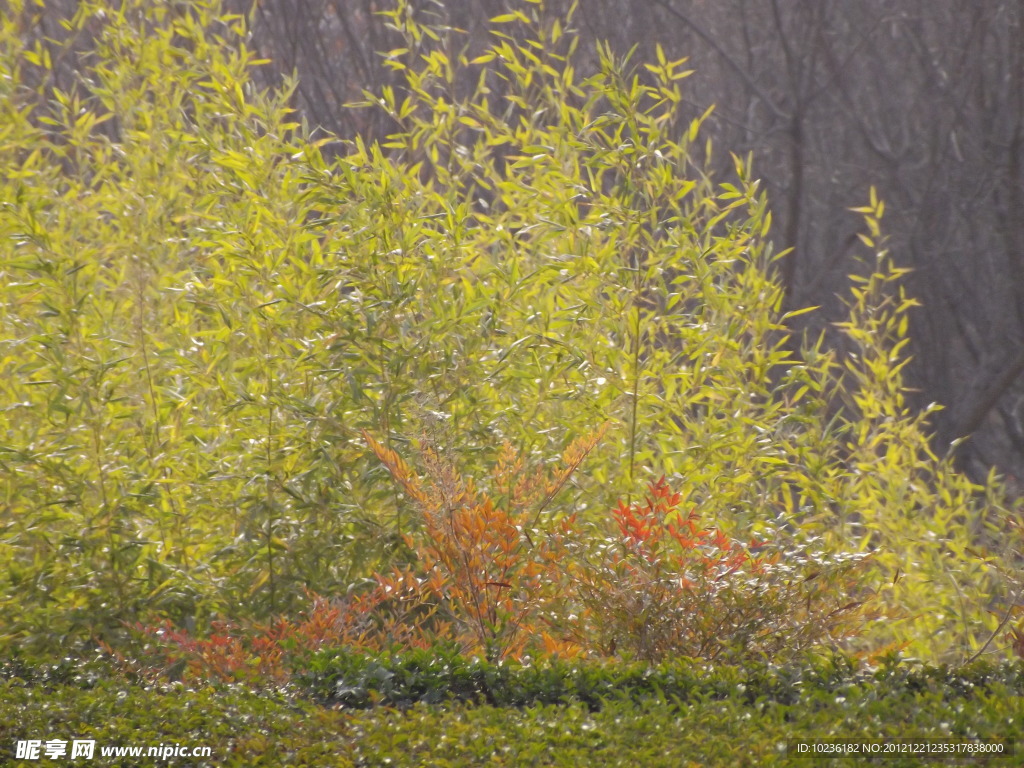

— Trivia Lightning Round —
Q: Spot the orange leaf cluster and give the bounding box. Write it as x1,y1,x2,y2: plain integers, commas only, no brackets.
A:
361,426,606,661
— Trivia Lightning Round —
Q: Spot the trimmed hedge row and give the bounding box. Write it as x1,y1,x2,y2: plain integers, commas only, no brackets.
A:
3,652,1022,766
297,646,1024,711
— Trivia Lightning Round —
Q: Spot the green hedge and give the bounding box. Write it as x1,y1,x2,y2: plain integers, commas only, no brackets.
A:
298,646,1024,712
4,652,1022,767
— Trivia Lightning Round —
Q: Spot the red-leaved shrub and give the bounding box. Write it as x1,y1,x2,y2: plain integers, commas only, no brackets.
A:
547,476,879,662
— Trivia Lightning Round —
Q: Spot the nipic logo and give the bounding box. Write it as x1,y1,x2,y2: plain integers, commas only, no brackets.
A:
15,739,95,760
14,739,210,761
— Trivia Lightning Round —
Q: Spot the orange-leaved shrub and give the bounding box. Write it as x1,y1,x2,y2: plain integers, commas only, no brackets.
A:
109,588,445,684
545,477,881,663
361,427,607,662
